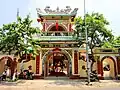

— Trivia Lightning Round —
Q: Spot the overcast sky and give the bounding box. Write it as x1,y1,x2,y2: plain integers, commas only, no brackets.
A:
0,0,119,36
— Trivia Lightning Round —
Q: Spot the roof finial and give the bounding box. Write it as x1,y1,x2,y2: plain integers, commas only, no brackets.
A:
56,7,59,12
17,8,19,17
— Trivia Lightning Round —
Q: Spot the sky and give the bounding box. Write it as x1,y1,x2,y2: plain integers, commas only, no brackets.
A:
0,0,120,36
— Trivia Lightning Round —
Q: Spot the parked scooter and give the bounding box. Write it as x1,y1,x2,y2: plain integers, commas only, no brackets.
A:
90,70,99,82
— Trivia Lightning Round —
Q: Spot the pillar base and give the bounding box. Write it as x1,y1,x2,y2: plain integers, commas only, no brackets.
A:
69,75,80,79
98,76,104,80
33,74,44,79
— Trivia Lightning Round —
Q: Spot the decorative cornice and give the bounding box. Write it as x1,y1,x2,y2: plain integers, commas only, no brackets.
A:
44,6,72,14
36,6,78,16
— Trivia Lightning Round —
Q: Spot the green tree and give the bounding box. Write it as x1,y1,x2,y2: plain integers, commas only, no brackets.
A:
103,36,120,48
113,36,120,47
74,13,113,71
0,15,40,61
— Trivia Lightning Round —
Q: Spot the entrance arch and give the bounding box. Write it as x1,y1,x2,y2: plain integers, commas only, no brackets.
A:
101,56,117,79
47,24,67,31
0,56,12,74
42,48,72,77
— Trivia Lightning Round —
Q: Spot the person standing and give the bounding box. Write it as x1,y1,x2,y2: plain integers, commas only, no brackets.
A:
12,69,18,81
6,67,11,79
2,70,7,81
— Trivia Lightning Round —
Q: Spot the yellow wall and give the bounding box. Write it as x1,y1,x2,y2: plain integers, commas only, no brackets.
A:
17,60,36,73
78,57,97,77
17,62,20,72
78,60,87,77
0,60,5,74
92,62,97,71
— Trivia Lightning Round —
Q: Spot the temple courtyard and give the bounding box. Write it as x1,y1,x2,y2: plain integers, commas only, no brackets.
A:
0,78,120,90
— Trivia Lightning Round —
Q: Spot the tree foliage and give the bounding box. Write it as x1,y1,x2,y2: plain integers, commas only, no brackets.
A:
103,36,120,48
0,15,40,57
74,13,113,53
74,13,113,70
75,13,113,52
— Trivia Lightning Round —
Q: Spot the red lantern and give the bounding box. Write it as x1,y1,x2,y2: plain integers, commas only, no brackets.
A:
69,23,71,32
37,18,41,22
56,21,58,31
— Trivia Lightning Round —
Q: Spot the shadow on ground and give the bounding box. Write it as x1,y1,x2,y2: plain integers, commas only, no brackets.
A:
47,78,87,87
113,80,120,83
0,80,26,86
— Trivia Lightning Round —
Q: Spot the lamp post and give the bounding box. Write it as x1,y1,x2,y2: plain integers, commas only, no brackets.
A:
84,0,91,85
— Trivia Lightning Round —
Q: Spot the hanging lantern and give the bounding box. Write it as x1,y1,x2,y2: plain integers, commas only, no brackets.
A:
69,23,72,32
43,23,45,31
37,18,41,22
56,21,58,31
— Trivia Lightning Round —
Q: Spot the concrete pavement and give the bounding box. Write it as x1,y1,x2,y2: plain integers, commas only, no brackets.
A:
0,79,120,90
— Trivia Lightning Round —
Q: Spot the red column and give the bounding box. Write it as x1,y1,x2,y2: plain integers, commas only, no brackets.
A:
97,60,102,76
74,51,78,74
36,55,40,74
117,56,120,74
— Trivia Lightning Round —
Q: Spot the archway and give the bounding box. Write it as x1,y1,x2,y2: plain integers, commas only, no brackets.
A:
49,25,66,31
0,56,12,74
47,24,68,36
47,24,67,31
42,48,72,77
101,56,117,79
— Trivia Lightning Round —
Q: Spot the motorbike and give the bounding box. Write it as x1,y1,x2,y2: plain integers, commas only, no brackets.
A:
90,70,99,82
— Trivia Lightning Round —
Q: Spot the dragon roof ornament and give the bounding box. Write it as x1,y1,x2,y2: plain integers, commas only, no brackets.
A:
36,6,78,16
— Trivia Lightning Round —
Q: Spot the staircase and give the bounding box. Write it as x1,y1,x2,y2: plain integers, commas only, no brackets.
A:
49,72,66,76
45,76,69,80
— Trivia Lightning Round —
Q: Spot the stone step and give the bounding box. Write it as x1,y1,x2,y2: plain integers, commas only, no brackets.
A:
49,72,66,76
45,76,69,80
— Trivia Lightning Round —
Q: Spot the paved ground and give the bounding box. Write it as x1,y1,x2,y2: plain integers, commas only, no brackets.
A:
0,78,120,90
